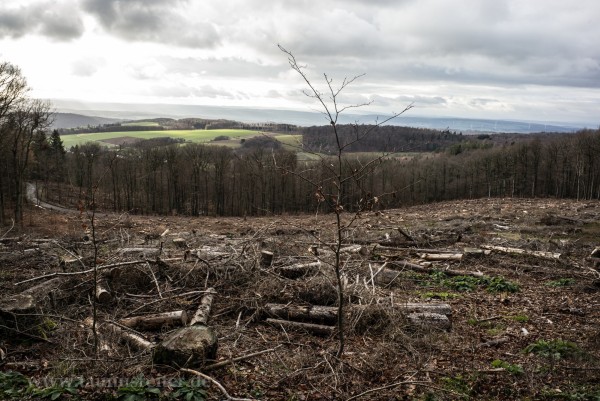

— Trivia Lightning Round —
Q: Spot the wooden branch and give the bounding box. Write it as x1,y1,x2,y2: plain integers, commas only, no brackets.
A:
481,245,561,260
266,318,335,336
477,337,510,348
118,310,188,331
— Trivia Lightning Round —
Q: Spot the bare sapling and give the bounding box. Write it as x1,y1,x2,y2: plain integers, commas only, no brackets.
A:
278,45,412,357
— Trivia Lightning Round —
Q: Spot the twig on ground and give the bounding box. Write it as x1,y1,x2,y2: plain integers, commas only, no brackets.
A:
181,368,257,401
204,346,281,371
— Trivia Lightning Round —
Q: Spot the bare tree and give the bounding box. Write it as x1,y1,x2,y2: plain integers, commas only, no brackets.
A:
278,45,412,357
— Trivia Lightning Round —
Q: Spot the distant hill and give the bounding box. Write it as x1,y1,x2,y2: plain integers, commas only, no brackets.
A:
50,99,594,134
51,113,122,129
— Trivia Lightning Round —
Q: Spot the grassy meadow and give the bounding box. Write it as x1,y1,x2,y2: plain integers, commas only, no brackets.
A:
60,129,263,149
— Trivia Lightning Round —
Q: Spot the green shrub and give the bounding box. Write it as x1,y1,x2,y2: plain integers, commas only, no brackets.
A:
117,375,160,401
546,278,575,287
486,276,519,293
524,339,581,360
0,371,31,399
491,359,524,375
169,378,207,401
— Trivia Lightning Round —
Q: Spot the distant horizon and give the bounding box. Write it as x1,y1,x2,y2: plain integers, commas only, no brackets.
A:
50,98,595,134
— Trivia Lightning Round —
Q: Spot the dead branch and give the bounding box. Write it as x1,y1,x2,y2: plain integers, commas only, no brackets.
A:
204,346,281,372
181,368,257,401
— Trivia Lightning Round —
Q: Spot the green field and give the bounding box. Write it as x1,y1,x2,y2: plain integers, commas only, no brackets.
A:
60,129,264,149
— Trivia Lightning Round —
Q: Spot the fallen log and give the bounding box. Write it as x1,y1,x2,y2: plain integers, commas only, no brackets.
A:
275,261,321,279
419,253,463,262
119,310,188,330
266,318,334,336
263,303,338,325
481,245,561,260
153,288,218,367
264,302,452,322
388,260,485,278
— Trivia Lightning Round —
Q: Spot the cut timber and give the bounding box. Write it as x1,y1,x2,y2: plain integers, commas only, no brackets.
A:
275,261,321,279
153,289,218,368
481,245,561,260
119,310,188,331
264,303,338,325
266,318,334,336
407,312,451,331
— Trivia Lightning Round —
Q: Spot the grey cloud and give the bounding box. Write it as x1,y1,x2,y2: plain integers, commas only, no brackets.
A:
82,0,219,48
151,84,236,100
0,2,83,40
159,56,282,79
71,58,105,77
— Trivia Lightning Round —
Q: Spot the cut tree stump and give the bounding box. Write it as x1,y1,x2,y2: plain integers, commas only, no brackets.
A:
0,278,65,313
153,289,218,368
95,281,112,304
261,250,274,267
119,310,188,330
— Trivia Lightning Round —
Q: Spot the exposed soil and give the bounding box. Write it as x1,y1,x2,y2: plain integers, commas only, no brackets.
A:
1,197,599,400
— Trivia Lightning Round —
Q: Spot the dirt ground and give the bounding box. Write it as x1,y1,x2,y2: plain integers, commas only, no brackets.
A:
1,197,599,400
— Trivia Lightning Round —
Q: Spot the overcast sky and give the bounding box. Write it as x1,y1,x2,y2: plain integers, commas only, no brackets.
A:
0,0,598,124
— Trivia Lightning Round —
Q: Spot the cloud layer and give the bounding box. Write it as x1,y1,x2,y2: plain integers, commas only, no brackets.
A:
0,0,598,123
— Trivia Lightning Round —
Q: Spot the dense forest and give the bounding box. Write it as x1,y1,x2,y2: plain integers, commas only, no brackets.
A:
6,127,598,221
301,124,467,152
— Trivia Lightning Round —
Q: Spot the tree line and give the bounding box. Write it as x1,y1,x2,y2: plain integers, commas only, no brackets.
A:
24,127,598,219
